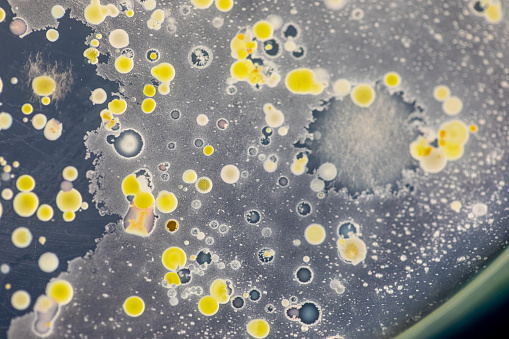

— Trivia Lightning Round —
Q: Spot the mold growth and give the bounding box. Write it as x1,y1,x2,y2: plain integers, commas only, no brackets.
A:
296,84,423,195
26,52,74,103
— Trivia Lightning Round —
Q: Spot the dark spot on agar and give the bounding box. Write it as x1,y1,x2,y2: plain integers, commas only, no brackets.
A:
296,201,312,216
292,46,305,58
196,250,212,265
338,221,357,239
166,219,179,232
263,39,280,57
170,109,180,119
231,296,245,309
249,289,261,302
283,24,298,38
295,266,313,284
177,268,192,284
194,138,204,148
245,210,261,224
278,176,289,186
299,302,320,325
257,248,275,263
217,118,228,130
261,126,273,137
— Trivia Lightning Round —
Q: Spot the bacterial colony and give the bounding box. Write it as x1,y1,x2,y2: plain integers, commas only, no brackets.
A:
1,0,509,338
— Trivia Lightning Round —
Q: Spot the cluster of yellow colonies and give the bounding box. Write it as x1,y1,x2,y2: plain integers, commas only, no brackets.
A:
410,120,473,173
108,62,175,118
140,63,176,113
304,223,367,266
198,279,270,338
100,98,127,130
159,245,270,338
56,167,82,222
12,175,39,218
83,0,178,120
12,278,74,335
10,168,75,335
121,174,178,236
285,68,327,95
84,0,119,25
230,21,280,88
9,166,80,227
410,84,475,173
12,174,55,221
190,0,234,12
161,248,237,327
161,246,187,288
197,278,232,316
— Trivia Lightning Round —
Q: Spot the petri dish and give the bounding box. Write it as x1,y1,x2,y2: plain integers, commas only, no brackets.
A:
0,0,508,338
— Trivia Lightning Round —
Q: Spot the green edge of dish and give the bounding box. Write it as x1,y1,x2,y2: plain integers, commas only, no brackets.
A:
396,244,509,339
